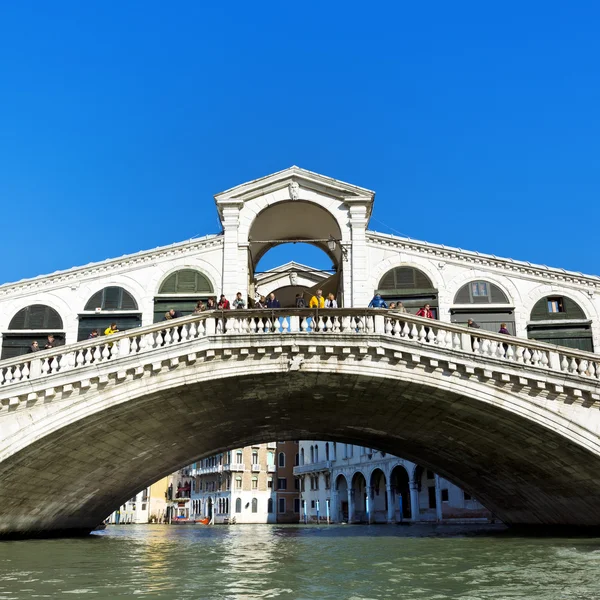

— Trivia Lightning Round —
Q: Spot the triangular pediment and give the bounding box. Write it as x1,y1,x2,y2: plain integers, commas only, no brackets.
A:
214,166,375,220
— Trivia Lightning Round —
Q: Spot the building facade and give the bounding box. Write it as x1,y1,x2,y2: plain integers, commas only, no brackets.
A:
189,442,299,524
107,476,170,524
294,441,491,524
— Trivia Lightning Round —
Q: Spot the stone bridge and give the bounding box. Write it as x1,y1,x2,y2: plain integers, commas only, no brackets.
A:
1,308,600,537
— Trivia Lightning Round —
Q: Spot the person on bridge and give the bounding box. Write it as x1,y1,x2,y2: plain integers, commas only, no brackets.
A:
193,301,206,314
396,302,407,313
165,308,183,319
28,341,40,353
467,319,481,329
309,289,325,308
218,295,231,310
88,329,99,339
325,293,338,308
415,304,434,319
368,293,388,308
44,334,61,349
206,298,216,310
232,292,245,309
295,294,306,308
498,323,510,335
104,323,118,336
255,295,267,308
266,292,281,309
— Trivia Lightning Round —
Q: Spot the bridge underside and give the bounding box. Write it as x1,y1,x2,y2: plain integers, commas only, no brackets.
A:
2,371,600,537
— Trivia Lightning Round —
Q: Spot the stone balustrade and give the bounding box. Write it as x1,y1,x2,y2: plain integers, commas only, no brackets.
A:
1,308,600,391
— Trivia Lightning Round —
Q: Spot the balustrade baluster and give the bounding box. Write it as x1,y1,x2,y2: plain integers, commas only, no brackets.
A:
180,324,189,342
332,316,341,333
366,316,375,334
0,370,4,385
189,321,198,339
488,341,497,357
50,356,60,372
568,357,578,374
22,362,30,380
426,327,436,344
408,323,417,340
5,368,13,384
248,318,257,334
101,344,110,361
472,338,480,353
523,348,532,365
164,328,173,345
560,355,569,371
317,316,325,332
506,344,515,360
341,315,351,333
281,317,290,334
85,348,94,364
385,318,393,335
356,317,365,334
496,342,505,359
198,320,206,337
13,365,22,382
324,316,332,333
391,320,400,336
578,360,588,376
417,325,426,343
586,361,596,377
257,318,265,333
540,352,549,368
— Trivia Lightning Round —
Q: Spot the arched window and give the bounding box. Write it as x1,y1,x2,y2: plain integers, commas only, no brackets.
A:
2,305,65,359
79,287,141,341
454,281,509,304
9,305,63,330
377,267,438,316
251,498,258,513
235,498,242,513
528,295,592,351
295,453,299,466
310,446,314,463
154,269,214,323
158,269,213,295
451,281,515,334
300,448,305,465
267,498,273,513
325,443,330,461
84,287,138,311
314,446,319,462
278,452,285,467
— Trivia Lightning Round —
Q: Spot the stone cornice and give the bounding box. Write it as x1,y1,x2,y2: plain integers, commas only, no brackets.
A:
366,231,600,290
0,235,223,300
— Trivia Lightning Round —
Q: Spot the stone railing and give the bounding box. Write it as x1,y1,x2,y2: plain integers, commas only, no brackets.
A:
293,461,333,475
1,308,600,389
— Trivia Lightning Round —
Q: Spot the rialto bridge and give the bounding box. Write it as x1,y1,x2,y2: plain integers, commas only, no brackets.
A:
1,167,600,537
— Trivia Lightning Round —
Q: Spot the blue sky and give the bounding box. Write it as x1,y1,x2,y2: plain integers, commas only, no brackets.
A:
1,2,599,284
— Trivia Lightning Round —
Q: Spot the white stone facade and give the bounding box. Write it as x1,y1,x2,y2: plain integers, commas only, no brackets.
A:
0,166,599,356
295,442,490,524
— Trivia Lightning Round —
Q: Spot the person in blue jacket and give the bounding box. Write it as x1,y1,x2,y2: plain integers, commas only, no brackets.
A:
368,293,388,308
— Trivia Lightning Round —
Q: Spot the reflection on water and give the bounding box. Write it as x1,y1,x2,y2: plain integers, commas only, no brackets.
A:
1,524,600,599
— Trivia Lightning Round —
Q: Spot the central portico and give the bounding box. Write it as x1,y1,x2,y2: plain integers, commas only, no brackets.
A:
214,166,375,307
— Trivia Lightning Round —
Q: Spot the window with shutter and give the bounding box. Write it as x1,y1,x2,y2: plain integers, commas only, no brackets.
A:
377,268,433,291
8,305,64,330
453,281,510,304
158,269,213,294
530,296,586,321
83,287,138,311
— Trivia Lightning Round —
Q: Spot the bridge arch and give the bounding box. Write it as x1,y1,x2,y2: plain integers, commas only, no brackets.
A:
3,323,600,535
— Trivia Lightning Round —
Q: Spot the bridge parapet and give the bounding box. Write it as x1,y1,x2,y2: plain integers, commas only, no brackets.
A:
0,308,599,399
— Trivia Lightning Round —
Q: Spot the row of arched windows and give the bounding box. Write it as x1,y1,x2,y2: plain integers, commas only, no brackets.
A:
1,269,216,359
1,266,595,358
376,267,594,352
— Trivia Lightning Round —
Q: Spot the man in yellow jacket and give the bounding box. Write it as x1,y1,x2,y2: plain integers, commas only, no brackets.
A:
309,289,325,308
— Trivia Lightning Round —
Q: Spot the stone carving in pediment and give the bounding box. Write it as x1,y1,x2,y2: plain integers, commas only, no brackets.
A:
288,181,300,200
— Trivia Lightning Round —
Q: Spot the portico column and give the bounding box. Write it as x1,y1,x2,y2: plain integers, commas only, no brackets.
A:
346,200,371,308
386,484,395,523
348,488,356,523
409,481,420,522
367,486,374,524
219,200,247,302
330,490,338,523
435,475,443,522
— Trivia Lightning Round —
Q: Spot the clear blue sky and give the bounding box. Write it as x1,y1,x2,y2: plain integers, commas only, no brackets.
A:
1,2,599,284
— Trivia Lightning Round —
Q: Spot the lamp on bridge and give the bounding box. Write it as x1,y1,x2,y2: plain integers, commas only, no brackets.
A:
327,236,348,261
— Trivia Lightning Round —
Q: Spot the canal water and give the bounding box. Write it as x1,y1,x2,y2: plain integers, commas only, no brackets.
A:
1,524,600,599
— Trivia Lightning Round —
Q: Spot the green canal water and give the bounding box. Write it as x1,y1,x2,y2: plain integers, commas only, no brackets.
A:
1,524,600,599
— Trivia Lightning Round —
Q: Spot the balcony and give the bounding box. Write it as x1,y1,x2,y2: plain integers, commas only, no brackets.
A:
293,461,332,476
267,464,277,473
251,464,261,472
224,463,245,472
196,465,223,475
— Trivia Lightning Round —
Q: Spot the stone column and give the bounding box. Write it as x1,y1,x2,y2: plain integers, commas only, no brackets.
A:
348,488,356,523
409,481,420,522
435,475,443,522
330,490,338,523
386,484,395,523
367,486,374,524
219,200,247,302
347,202,370,308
